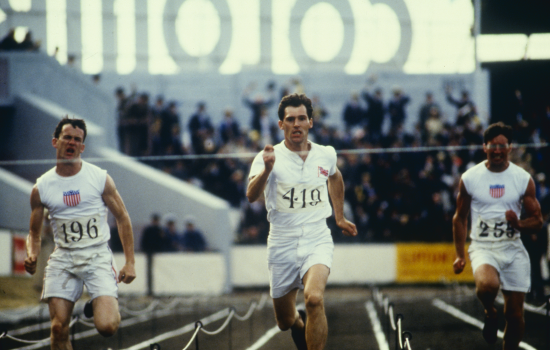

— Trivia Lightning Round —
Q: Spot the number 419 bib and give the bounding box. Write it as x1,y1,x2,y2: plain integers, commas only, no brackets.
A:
276,182,328,213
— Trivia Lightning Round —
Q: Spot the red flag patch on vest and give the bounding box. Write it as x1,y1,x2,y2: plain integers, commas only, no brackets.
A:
318,166,329,177
63,190,81,206
489,184,505,198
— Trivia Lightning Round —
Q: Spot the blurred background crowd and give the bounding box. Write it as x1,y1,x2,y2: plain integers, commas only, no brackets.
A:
111,79,550,248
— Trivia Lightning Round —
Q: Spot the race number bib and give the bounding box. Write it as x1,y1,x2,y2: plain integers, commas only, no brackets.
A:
474,217,518,241
276,182,328,213
55,214,103,248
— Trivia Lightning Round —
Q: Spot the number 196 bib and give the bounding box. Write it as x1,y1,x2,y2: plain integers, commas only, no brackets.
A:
54,214,103,248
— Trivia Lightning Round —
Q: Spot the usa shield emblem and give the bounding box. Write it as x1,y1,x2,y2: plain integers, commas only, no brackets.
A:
489,185,505,198
63,190,81,206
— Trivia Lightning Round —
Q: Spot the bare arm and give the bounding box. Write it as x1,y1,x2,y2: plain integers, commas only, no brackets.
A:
102,174,136,284
452,179,471,274
25,186,44,275
506,177,543,232
328,168,357,237
246,145,275,203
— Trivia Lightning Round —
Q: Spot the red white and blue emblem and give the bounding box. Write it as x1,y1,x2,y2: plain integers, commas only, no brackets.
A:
63,190,81,206
318,166,329,177
489,184,505,198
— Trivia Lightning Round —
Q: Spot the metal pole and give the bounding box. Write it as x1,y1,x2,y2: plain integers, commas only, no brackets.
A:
71,316,77,349
229,308,233,350
152,300,157,337
147,253,153,296
195,321,202,350
249,309,253,344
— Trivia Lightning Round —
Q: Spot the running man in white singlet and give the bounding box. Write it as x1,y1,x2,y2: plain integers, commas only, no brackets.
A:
453,122,542,350
247,93,357,350
25,117,136,350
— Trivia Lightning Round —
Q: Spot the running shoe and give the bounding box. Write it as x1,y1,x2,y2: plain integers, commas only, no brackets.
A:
482,315,498,344
83,299,94,318
291,310,307,350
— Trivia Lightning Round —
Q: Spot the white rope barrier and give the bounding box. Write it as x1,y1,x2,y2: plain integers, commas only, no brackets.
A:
388,304,397,331
397,316,403,348
0,317,78,345
404,336,412,350
119,299,161,316
8,320,50,337
256,293,269,310
181,326,201,350
1,142,546,166
77,318,96,328
0,305,42,317
374,288,414,350
199,309,235,335
234,302,258,321
3,293,271,347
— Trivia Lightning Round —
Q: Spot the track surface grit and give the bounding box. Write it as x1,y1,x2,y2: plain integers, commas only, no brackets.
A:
1,286,547,350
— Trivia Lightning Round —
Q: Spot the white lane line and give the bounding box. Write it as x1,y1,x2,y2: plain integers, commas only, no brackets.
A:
365,301,390,350
496,296,548,316
245,326,281,350
245,302,305,350
432,299,537,350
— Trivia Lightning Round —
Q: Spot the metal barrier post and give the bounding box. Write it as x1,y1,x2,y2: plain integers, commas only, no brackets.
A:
249,310,253,344
402,331,413,350
71,316,77,349
39,305,45,340
152,300,157,337
195,321,202,350
227,306,237,350
118,320,123,350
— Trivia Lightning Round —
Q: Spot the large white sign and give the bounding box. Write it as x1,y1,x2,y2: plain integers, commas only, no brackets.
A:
1,0,548,75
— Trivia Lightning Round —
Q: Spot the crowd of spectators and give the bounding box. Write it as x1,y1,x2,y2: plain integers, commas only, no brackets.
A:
111,213,208,254
113,80,550,247
0,28,40,51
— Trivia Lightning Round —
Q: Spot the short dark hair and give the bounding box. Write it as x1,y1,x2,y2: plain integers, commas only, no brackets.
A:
53,116,87,142
483,122,513,144
277,93,313,121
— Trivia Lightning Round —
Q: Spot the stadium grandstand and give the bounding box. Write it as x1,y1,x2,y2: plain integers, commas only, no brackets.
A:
0,1,549,349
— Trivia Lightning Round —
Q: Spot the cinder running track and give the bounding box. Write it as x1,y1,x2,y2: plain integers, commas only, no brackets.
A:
1,286,547,350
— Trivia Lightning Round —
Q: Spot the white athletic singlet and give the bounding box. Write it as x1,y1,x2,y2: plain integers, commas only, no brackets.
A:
249,141,337,227
462,160,530,242
36,161,110,249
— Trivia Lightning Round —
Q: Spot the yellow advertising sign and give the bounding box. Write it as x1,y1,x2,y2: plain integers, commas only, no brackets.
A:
396,243,474,283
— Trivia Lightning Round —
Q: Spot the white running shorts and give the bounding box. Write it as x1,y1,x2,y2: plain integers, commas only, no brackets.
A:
42,242,119,302
468,239,531,293
267,219,334,299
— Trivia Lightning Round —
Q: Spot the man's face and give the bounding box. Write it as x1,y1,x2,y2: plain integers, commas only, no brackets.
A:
53,124,85,161
483,134,511,167
278,105,312,146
